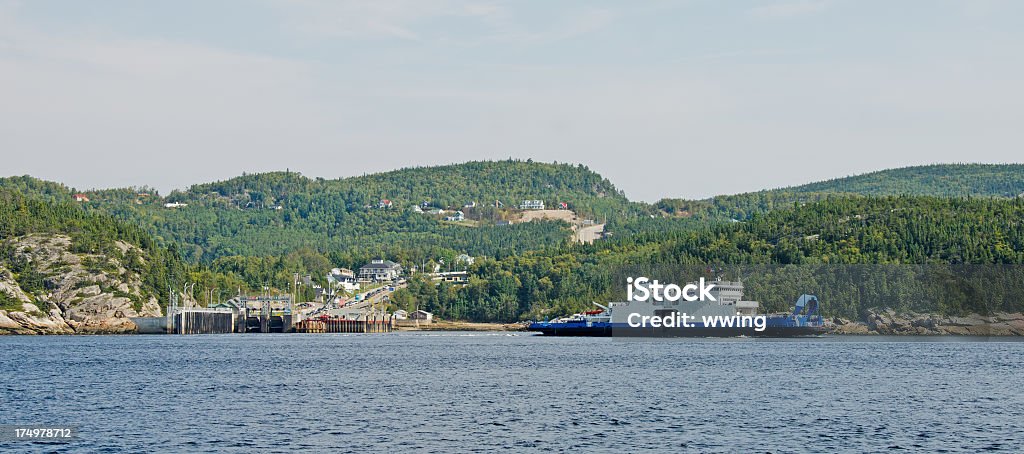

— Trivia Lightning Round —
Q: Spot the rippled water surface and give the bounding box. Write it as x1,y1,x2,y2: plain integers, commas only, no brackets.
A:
2,333,1023,453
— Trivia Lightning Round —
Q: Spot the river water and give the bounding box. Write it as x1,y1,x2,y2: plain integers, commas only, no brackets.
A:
2,333,1022,453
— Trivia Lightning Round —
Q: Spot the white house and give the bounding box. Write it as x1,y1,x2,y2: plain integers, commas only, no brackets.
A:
328,268,361,291
520,200,545,210
358,259,403,281
164,202,188,209
445,211,465,222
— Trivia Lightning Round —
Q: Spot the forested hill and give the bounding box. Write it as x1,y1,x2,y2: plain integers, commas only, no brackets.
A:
783,164,1024,197
3,162,1024,322
4,161,1023,267
656,164,1024,220
413,196,1024,322
2,161,632,263
175,160,629,216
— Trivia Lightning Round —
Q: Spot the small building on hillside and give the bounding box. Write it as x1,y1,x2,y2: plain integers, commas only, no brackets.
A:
328,268,360,291
164,202,188,208
431,271,469,284
378,199,393,209
520,200,545,210
410,310,433,322
73,194,90,202
444,211,465,222
329,268,356,282
455,254,474,265
358,259,403,282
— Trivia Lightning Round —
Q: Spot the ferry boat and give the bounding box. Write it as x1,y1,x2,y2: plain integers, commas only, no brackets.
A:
527,279,825,337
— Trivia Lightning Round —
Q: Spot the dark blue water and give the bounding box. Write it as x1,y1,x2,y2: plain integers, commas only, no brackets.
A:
1,333,1022,453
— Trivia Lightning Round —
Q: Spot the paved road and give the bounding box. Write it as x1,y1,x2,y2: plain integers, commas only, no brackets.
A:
346,282,407,310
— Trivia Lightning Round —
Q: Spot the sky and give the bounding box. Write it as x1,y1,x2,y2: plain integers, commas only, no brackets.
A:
1,0,1022,201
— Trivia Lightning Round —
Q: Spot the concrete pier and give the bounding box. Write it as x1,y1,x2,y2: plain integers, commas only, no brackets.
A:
132,309,235,334
130,316,170,334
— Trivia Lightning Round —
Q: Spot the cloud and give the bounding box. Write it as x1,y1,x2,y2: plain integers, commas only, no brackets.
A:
272,0,614,45
747,1,829,19
271,0,494,41
490,8,616,44
0,3,330,191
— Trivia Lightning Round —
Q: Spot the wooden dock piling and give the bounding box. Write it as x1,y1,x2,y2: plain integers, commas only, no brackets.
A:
294,316,394,334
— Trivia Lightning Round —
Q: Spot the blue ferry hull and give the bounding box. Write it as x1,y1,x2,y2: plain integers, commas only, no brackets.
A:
527,322,826,337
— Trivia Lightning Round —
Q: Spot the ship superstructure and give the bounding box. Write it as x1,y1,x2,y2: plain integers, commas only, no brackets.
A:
528,278,825,337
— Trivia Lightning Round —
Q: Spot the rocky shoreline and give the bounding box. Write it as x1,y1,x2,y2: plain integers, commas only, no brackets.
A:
830,308,1024,336
0,305,140,335
0,234,162,335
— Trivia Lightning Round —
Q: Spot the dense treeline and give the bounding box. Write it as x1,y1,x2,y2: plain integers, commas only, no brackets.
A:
656,163,1024,221
99,202,575,263
4,163,1024,321
393,196,1024,321
790,164,1024,197
0,176,75,203
76,160,634,263
181,159,626,215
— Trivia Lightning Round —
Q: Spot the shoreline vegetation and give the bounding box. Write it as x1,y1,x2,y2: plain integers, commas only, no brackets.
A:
4,161,1024,336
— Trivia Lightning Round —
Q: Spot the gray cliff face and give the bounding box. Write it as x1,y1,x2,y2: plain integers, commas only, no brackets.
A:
830,308,1024,336
0,234,162,334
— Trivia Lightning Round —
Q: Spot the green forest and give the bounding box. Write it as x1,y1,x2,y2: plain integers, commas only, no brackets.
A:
392,196,1024,321
82,160,633,263
3,161,1024,321
655,163,1024,220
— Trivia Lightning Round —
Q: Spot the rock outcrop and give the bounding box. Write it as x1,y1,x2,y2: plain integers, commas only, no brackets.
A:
0,234,162,334
829,308,1024,336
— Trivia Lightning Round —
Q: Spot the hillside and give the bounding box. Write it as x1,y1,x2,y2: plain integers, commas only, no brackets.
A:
656,164,1024,220
178,160,626,214
396,196,1024,322
4,161,1024,326
785,164,1024,197
7,162,1021,265
0,190,190,333
15,160,635,264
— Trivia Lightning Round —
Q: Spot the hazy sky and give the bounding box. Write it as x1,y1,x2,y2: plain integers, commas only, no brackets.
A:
2,0,1022,201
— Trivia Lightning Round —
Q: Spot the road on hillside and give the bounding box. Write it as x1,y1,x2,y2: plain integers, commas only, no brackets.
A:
575,224,605,244
346,282,407,310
